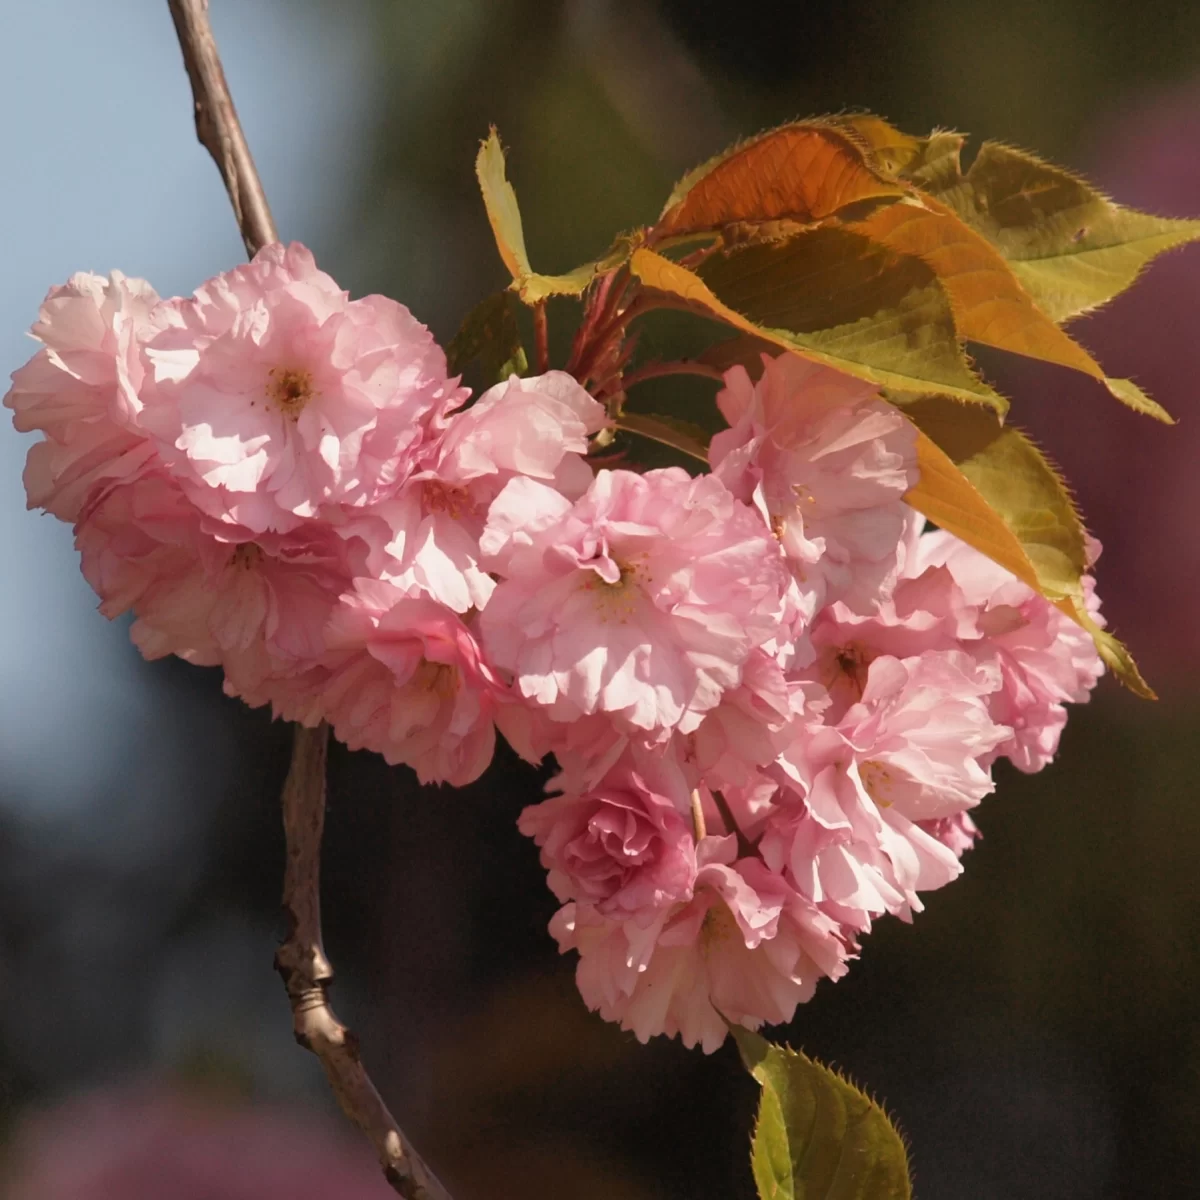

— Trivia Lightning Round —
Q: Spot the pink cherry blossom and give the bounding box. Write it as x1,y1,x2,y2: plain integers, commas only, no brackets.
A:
907,527,1105,772
74,471,220,666
355,370,607,613
518,765,696,916
4,271,167,520
75,471,355,694
686,650,799,790
711,353,918,618
480,467,791,738
140,242,467,533
808,515,1105,772
762,652,1008,927
919,811,981,858
807,563,973,719
555,837,852,1052
320,580,502,785
435,369,605,492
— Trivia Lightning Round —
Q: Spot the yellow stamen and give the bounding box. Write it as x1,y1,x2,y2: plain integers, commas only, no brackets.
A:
266,366,315,419
581,557,647,623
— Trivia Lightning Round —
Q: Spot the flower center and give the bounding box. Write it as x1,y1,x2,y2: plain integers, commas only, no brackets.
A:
422,480,479,520
791,483,817,507
830,642,871,698
701,900,739,951
415,660,459,699
859,758,895,807
581,557,646,623
267,366,315,419
230,543,264,570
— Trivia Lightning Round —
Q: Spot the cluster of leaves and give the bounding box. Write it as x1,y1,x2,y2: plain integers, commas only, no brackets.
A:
455,115,1199,1194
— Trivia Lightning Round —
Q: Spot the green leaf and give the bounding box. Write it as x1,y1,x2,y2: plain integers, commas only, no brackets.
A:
733,1027,911,1200
849,194,1172,421
832,115,965,193
615,412,710,463
898,395,1088,597
475,127,624,303
826,118,1174,419
446,291,528,383
634,232,1006,409
630,247,1004,410
918,140,1200,324
896,394,1154,697
1066,604,1156,700
476,127,532,283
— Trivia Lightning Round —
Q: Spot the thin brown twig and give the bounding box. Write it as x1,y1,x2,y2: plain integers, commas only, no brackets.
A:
273,726,452,1200
165,4,451,1196
167,0,278,256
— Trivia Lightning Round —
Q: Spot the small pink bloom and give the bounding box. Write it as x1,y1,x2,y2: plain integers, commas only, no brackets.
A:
353,478,495,614
140,243,467,533
910,528,1105,772
711,354,918,618
686,650,799,789
75,471,354,691
808,564,975,719
321,581,501,785
819,652,1006,819
480,468,790,737
4,271,167,520
762,652,1008,926
436,370,606,490
356,371,607,613
918,811,981,858
555,838,852,1052
518,766,696,915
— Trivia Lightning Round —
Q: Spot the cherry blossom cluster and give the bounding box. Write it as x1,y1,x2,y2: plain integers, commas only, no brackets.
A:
6,243,1104,1051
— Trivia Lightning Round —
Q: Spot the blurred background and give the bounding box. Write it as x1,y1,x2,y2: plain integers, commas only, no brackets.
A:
2,1,1199,1196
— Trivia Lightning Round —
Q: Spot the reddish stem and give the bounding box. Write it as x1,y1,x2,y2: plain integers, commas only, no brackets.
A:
619,359,725,390
573,291,658,388
533,301,550,374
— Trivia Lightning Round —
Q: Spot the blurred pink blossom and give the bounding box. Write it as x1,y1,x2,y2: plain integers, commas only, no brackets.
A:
3,1083,389,1200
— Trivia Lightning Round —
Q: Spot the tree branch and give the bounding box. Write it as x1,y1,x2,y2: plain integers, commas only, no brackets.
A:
166,5,451,1196
274,726,453,1200
167,0,278,256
